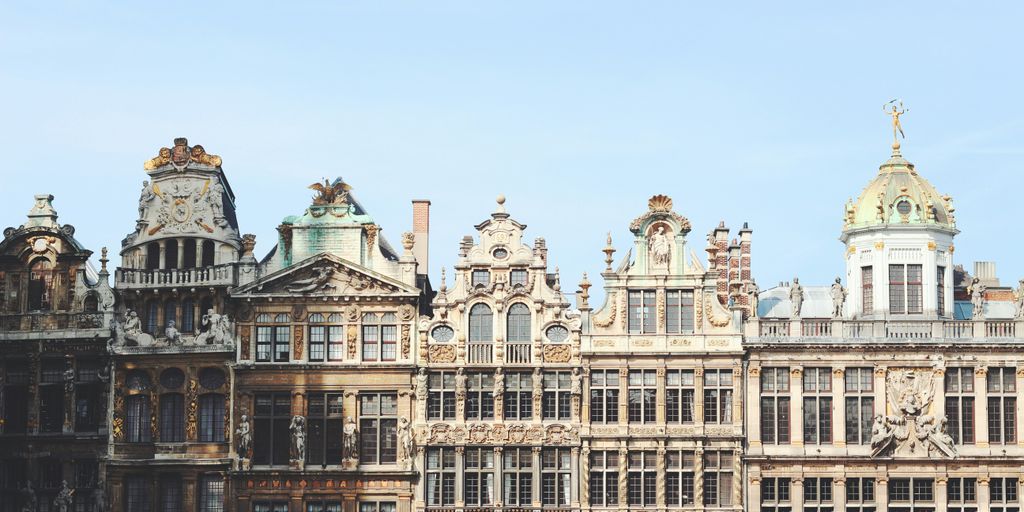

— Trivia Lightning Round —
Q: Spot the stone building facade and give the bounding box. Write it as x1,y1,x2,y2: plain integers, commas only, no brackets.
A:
578,195,749,512
414,197,583,512
229,178,428,512
0,196,115,512
745,141,1024,511
106,139,240,512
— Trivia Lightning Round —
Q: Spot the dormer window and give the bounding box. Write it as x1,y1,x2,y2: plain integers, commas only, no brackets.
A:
472,270,490,288
889,264,923,314
510,269,528,288
628,290,656,334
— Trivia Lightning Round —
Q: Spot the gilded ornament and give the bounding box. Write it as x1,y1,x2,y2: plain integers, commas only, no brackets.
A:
309,178,352,205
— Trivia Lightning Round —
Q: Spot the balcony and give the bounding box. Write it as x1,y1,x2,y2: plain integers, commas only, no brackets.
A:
467,342,493,364
115,264,236,290
505,342,533,364
749,318,1024,342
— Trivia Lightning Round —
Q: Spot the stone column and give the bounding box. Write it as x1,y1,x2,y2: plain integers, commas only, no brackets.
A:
748,475,762,512
791,367,804,448
618,369,629,427
454,446,466,508
531,446,542,508
694,367,705,424
748,366,762,453
833,477,846,510
873,366,886,422
655,445,666,508
791,477,804,512
876,478,888,510
656,367,667,425
571,446,581,507
975,367,989,447
1016,366,1024,447
833,368,846,448
978,476,991,510
935,477,948,511
932,367,946,421
579,446,591,507
617,447,629,508
493,447,504,507
693,446,704,506
196,241,204,269
158,240,167,269
176,238,185,269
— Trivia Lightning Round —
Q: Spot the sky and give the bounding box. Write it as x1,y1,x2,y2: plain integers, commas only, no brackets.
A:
2,1,1023,305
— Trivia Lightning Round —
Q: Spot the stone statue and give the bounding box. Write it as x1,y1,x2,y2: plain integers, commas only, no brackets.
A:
830,277,847,318
493,368,505,397
124,310,142,336
870,368,955,458
286,265,336,293
570,367,582,396
748,280,760,317
454,368,467,401
53,480,74,512
289,415,306,463
343,416,359,462
532,367,543,399
208,180,227,227
63,365,76,394
195,309,233,345
397,416,414,469
138,180,156,220
121,310,154,347
969,278,986,319
869,415,892,455
236,414,253,462
20,481,36,512
648,226,671,266
415,368,428,399
789,278,804,318
1014,279,1024,319
165,320,181,344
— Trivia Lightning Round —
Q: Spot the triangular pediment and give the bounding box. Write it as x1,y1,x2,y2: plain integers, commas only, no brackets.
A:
233,252,418,297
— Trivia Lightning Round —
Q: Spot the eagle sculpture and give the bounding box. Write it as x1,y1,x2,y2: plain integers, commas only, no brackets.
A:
309,178,352,205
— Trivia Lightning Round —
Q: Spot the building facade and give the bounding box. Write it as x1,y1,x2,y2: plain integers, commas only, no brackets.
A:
414,196,583,512
579,195,749,511
229,178,428,512
0,195,115,512
2,128,1023,512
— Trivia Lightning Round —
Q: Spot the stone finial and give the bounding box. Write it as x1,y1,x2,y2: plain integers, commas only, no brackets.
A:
495,194,506,213
578,273,591,308
401,231,415,253
26,194,59,229
553,267,561,291
241,234,256,257
439,267,447,292
602,232,615,271
100,247,109,273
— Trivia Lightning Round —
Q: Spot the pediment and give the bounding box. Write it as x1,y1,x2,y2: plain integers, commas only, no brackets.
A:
233,253,418,297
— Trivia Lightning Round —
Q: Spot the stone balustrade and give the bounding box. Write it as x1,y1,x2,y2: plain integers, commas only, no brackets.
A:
115,264,236,289
750,317,1024,342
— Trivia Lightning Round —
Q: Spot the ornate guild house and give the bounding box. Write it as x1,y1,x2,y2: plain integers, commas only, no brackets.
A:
1,111,1022,512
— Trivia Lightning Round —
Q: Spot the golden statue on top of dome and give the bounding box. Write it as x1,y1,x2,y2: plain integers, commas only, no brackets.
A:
884,99,908,146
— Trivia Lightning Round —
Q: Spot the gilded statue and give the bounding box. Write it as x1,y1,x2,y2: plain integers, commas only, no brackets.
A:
143,147,172,170
884,100,908,145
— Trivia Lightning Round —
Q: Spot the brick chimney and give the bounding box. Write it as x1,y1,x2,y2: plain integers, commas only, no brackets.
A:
412,200,431,275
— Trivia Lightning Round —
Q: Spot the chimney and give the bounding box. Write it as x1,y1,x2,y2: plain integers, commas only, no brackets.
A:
973,261,999,287
412,200,430,275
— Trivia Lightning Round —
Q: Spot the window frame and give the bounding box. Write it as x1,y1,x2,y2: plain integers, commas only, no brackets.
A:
589,369,619,424
760,367,791,445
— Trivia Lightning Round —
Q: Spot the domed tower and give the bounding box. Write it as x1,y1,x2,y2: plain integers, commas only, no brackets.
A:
840,138,958,319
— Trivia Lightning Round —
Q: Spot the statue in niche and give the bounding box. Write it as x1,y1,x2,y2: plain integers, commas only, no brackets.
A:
747,280,760,317
289,415,306,462
789,278,804,318
454,368,467,401
236,414,253,466
570,368,582,396
968,277,986,319
397,416,414,469
138,181,155,220
343,417,359,463
208,179,227,227
648,225,671,266
286,266,336,294
830,277,847,318
493,368,505,397
1015,279,1024,319
415,368,429,399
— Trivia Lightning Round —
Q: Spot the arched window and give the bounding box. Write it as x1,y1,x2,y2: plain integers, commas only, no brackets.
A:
125,395,151,443
469,304,493,342
164,301,177,332
83,293,99,313
146,242,160,270
182,239,197,268
507,303,531,342
198,394,225,442
159,393,185,442
165,239,179,269
146,301,159,334
28,258,53,311
201,241,215,267
182,298,195,333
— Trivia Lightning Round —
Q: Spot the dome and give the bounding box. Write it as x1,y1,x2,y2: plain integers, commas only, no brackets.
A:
843,144,956,232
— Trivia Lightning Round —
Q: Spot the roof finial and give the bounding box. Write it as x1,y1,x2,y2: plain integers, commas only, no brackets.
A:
884,99,908,153
602,232,616,271
495,194,506,214
100,247,109,273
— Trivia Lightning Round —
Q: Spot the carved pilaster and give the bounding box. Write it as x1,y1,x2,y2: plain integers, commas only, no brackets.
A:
617,448,628,506
580,447,591,506
656,445,667,507
239,324,252,360
401,324,411,360
185,375,198,442
293,327,304,361
112,369,126,441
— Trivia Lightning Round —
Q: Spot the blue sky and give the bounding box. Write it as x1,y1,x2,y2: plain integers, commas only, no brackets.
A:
2,2,1022,302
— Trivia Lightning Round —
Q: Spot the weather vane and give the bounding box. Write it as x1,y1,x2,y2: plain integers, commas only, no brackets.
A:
883,99,908,148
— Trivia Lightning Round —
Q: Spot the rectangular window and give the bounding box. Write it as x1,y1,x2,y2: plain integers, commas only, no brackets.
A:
74,360,102,433
362,313,398,362
306,501,342,512
125,394,151,443
357,502,395,512
627,451,656,507
309,325,326,362
760,367,791,444
990,477,1019,512
888,478,934,510
889,264,923,314
665,450,695,506
274,325,290,362
256,325,290,362
428,371,456,421
256,326,272,362
463,447,495,507
253,393,291,466
945,367,975,445
628,370,656,424
987,367,1017,445
704,369,734,424
198,394,225,443
589,369,619,424
198,475,224,512
803,367,832,444
665,290,695,333
862,266,874,313
159,475,182,512
542,448,571,507
803,477,833,512
2,360,29,434
589,450,619,507
846,477,875,512
472,270,490,287
947,477,977,512
39,360,65,433
543,371,571,420
503,447,533,507
627,290,656,334
253,502,288,512
845,367,875,445
465,372,494,421
503,372,533,420
306,392,344,466
360,392,397,464
703,450,734,507
124,476,150,512
509,269,528,287
666,370,695,424
425,447,456,506
761,477,791,512
160,394,185,443
937,266,946,316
